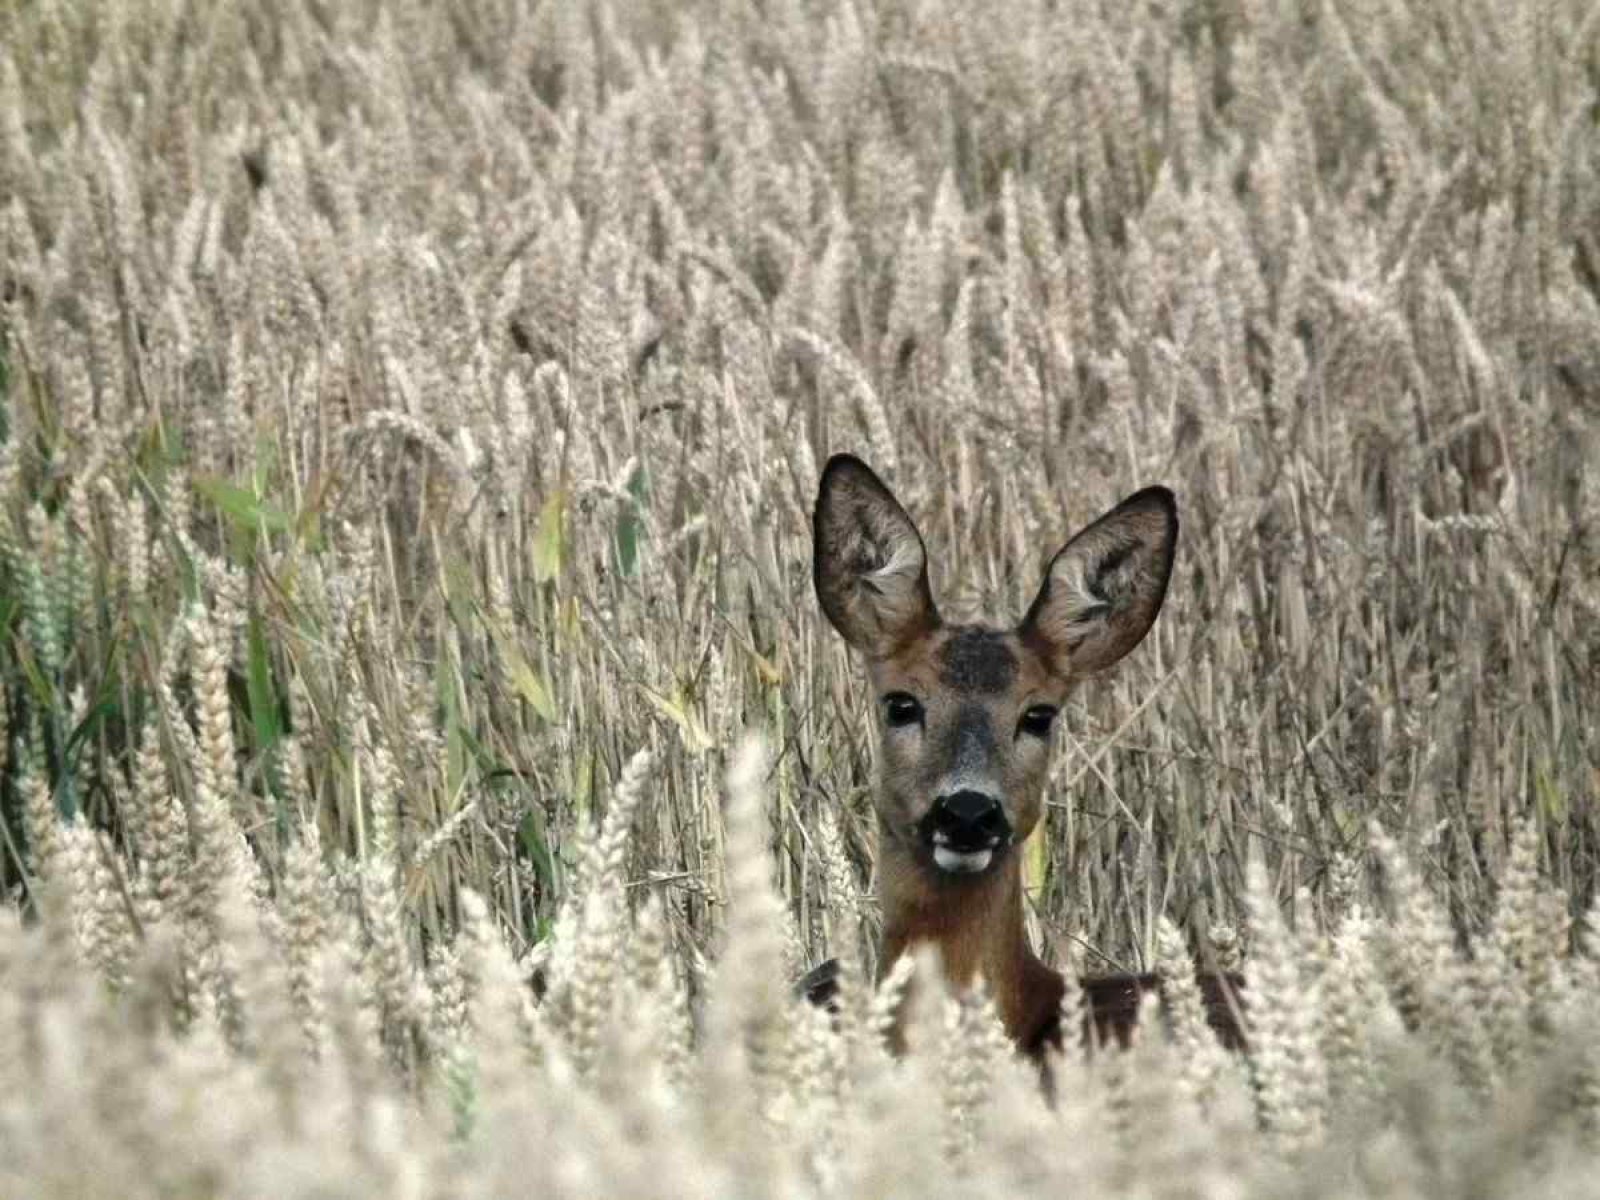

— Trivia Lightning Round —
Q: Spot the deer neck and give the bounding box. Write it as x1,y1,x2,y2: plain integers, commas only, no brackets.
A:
876,833,1059,1047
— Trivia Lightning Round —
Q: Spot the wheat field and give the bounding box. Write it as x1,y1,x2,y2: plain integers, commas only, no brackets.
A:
1,0,1599,1194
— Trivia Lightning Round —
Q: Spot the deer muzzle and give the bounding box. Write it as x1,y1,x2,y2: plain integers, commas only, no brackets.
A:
920,789,1012,873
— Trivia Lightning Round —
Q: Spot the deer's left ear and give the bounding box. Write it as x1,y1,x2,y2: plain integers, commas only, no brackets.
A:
1019,487,1178,676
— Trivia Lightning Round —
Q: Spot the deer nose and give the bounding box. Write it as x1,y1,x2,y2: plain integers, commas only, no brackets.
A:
924,790,1011,853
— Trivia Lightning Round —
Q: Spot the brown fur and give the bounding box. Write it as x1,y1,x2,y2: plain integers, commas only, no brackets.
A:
865,624,1064,882
875,839,1051,1045
811,454,1216,1060
793,957,1248,1055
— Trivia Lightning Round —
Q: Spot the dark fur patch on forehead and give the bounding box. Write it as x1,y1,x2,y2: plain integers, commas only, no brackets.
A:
937,627,1018,693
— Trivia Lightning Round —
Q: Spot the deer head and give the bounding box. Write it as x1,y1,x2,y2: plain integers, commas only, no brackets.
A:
813,453,1178,1039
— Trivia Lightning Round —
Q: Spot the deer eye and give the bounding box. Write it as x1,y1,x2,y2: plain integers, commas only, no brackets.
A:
1017,705,1058,739
882,693,924,728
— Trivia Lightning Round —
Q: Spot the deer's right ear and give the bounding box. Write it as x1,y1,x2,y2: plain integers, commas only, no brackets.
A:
813,455,940,657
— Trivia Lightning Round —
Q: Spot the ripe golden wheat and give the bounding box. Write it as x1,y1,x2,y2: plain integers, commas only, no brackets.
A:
0,0,1597,1195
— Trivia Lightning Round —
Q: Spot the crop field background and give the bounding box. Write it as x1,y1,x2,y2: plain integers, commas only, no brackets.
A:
2,0,1599,1194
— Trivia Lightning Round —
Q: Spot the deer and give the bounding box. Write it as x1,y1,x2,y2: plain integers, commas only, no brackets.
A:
802,453,1243,1061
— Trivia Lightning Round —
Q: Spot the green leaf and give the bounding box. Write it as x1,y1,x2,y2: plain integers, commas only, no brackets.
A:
245,612,281,754
194,476,293,537
1535,766,1566,823
252,425,280,496
613,462,648,578
642,685,712,755
571,753,593,828
438,653,468,800
58,697,119,822
532,490,565,583
1023,821,1049,895
506,652,558,723
518,808,557,891
442,553,477,630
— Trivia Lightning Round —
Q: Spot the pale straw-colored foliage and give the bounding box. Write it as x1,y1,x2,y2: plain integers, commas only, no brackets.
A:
2,0,1599,1193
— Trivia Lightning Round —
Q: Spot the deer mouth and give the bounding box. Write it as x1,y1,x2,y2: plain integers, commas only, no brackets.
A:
931,844,994,873
925,826,1009,875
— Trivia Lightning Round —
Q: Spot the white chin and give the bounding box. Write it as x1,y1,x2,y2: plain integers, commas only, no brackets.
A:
933,847,993,874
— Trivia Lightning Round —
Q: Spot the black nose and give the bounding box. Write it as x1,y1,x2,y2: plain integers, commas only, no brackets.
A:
923,790,1011,852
